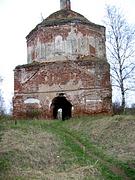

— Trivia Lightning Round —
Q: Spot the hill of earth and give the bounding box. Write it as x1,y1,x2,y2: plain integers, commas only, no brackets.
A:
0,115,135,179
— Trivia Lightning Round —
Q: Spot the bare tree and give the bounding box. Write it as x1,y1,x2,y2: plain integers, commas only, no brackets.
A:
0,77,5,115
104,5,135,112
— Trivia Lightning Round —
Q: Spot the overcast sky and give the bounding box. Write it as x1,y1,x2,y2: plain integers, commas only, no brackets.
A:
0,0,135,111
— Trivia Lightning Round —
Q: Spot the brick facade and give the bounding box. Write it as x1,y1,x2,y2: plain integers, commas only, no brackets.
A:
13,0,112,119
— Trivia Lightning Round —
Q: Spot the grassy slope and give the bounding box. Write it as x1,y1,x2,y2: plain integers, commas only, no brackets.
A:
0,115,135,179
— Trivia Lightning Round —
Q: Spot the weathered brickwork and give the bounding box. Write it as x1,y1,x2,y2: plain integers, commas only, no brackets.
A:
13,59,112,119
13,0,112,119
26,23,106,63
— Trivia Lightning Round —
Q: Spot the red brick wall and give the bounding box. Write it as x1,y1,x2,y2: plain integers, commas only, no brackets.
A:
26,23,106,63
13,59,112,119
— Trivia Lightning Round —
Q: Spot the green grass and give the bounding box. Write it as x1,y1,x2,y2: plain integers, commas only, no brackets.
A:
0,115,135,179
59,120,135,179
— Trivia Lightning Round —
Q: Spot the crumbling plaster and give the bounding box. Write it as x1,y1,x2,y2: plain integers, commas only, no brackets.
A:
27,24,106,63
13,59,112,118
13,0,112,119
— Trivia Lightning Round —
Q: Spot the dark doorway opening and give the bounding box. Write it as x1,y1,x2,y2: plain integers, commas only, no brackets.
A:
51,94,72,120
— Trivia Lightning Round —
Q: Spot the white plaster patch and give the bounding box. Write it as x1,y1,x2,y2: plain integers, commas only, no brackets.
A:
21,69,35,84
27,25,106,62
88,68,95,74
24,98,40,104
39,79,83,93
86,99,102,102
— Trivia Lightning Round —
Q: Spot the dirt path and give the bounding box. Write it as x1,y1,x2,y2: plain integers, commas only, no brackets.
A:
50,124,132,180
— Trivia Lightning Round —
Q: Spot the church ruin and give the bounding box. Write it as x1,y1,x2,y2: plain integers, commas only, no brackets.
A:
13,0,112,119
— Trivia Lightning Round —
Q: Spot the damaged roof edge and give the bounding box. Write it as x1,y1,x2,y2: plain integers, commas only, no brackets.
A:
26,9,105,40
15,58,108,70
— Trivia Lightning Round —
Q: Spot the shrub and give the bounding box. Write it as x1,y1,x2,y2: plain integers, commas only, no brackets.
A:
26,109,41,119
112,102,122,115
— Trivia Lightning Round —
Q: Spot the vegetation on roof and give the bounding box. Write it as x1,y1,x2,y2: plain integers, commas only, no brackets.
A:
26,9,104,39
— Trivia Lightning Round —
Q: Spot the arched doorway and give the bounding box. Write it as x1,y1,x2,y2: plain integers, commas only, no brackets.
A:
51,93,72,120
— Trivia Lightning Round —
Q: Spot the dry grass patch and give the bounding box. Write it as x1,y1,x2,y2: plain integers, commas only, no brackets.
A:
0,126,64,179
65,115,135,161
0,121,102,179
15,165,101,180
